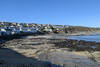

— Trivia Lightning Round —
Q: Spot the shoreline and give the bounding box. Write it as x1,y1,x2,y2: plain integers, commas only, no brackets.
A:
59,31,100,36
0,32,100,46
0,34,100,67
1,34,100,51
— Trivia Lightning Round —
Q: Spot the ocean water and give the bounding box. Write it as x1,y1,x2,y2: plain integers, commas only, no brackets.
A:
67,35,100,42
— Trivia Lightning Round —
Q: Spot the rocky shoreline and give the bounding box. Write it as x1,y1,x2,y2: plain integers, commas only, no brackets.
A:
0,34,100,67
1,33,100,50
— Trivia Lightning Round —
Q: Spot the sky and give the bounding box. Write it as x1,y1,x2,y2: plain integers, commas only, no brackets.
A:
0,0,100,27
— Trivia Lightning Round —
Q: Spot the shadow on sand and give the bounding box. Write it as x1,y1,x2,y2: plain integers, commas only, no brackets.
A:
0,48,62,67
0,33,62,67
0,32,44,48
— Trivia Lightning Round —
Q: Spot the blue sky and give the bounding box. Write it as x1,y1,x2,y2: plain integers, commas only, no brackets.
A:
0,0,100,27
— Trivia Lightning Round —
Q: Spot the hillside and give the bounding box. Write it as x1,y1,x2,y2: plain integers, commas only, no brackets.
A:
0,22,100,36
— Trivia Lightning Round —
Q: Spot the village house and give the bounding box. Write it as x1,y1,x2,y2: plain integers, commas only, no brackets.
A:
0,22,40,36
9,26,22,35
44,26,53,32
30,27,38,33
5,28,12,35
22,27,30,32
0,27,6,36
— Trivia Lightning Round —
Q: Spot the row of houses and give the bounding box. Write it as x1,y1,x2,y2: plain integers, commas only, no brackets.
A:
0,26,38,36
0,22,70,36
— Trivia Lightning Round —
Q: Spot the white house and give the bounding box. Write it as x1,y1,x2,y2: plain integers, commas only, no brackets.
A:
15,27,22,34
21,27,38,33
8,26,16,35
22,27,29,32
30,28,38,33
44,27,53,32
10,26,23,34
0,28,6,36
5,28,12,35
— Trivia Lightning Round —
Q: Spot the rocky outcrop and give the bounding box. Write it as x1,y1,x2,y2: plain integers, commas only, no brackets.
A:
51,39,100,51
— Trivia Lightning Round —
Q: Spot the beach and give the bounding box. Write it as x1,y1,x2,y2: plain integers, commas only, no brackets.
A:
0,34,100,67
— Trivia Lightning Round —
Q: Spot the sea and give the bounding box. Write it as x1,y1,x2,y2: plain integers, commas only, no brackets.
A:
67,34,100,43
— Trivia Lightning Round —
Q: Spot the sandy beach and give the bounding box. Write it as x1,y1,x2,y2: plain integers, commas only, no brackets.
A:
0,34,100,67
